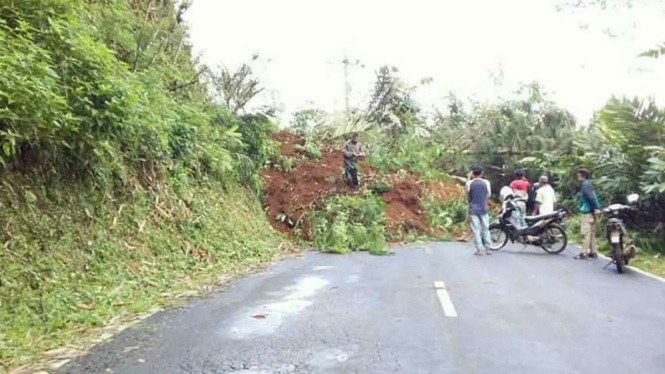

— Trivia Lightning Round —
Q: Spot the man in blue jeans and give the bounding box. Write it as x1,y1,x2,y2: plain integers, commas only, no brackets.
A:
466,166,493,256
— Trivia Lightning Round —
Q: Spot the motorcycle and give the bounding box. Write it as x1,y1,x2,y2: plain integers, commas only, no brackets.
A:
600,193,639,274
489,196,568,254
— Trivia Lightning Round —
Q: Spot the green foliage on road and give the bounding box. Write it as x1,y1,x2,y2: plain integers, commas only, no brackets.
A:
420,193,468,234
307,193,389,255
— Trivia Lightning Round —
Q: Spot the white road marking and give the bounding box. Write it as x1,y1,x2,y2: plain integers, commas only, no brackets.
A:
597,253,665,283
433,281,458,317
573,245,665,283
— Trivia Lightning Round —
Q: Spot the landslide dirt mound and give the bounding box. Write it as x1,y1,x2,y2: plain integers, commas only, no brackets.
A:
380,178,431,235
262,132,350,233
272,131,304,158
379,177,466,238
261,131,466,240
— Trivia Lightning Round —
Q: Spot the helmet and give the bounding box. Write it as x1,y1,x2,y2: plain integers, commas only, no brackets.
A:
500,186,514,201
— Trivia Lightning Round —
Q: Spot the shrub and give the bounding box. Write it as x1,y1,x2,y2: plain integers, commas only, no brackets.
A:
420,193,467,232
308,193,389,255
294,143,322,160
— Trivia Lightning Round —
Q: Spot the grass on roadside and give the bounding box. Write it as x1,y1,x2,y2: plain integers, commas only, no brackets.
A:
566,215,665,278
0,178,285,371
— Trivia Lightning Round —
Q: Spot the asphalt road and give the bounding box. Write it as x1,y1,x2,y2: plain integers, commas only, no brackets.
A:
59,243,665,374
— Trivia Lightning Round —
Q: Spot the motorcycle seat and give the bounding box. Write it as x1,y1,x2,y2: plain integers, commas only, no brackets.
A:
525,211,560,222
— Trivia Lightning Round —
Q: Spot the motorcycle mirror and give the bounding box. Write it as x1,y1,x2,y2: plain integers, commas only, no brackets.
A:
626,193,639,205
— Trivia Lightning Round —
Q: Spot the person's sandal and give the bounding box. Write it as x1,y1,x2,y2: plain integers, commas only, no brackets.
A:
573,253,587,260
484,249,492,256
588,252,598,259
474,251,483,256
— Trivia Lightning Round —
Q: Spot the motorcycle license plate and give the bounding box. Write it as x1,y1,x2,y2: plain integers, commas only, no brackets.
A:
610,232,621,244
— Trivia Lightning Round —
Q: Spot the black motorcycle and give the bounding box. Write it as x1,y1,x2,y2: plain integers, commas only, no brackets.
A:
601,194,639,274
489,200,568,254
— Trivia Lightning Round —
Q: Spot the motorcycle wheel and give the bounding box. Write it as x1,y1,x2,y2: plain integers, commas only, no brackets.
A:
540,224,567,254
613,243,625,274
489,227,508,250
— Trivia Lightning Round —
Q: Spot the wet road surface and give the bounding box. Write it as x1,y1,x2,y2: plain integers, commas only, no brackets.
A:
59,242,665,374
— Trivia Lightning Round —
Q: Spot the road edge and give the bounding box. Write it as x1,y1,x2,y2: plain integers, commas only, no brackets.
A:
571,244,665,283
7,247,307,374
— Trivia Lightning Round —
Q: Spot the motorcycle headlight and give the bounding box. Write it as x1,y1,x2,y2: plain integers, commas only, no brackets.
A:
626,193,639,205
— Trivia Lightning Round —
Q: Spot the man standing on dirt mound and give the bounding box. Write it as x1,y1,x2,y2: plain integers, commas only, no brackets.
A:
342,133,366,190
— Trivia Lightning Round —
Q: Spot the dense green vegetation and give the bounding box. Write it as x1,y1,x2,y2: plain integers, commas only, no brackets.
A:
0,1,283,370
0,0,278,187
520,97,665,271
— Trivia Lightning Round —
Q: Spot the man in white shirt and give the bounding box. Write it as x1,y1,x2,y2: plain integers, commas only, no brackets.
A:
534,175,557,215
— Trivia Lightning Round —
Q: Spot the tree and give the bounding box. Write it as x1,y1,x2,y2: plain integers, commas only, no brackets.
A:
459,84,577,187
366,66,420,137
209,63,264,114
289,108,327,136
521,97,665,237
579,98,665,197
640,43,665,59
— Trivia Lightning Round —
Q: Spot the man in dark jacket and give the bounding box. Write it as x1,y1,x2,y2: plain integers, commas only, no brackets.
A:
466,166,493,256
575,168,602,259
342,133,366,189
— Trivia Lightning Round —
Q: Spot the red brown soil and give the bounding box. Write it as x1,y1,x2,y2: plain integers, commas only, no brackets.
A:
379,177,467,239
261,131,467,241
272,131,304,158
381,179,427,233
262,132,351,234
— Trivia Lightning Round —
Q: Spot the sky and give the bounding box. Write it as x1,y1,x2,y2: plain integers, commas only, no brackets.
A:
185,0,665,125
